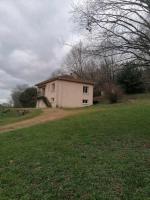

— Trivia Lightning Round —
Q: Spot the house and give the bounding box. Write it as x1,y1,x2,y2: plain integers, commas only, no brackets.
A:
35,75,94,108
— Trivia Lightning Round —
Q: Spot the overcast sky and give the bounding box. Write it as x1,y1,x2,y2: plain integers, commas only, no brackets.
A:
0,0,80,103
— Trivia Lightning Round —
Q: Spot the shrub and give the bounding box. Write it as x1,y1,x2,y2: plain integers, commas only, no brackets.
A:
19,87,37,108
93,96,103,104
102,83,123,104
117,62,145,94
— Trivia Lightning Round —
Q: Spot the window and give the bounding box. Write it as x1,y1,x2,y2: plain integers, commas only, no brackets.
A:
83,99,88,104
51,83,55,92
83,86,89,94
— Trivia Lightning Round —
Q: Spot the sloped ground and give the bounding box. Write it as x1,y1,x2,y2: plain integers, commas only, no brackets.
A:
0,108,81,133
0,98,150,200
0,109,42,126
0,93,149,134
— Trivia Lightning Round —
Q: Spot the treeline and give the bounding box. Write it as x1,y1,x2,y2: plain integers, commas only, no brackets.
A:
54,41,149,103
11,0,150,106
56,0,150,101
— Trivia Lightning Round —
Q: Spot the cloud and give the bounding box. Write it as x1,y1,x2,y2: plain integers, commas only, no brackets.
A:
0,69,26,90
0,0,78,102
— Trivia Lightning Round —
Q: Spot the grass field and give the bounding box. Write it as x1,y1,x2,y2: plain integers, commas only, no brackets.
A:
0,96,150,200
0,109,42,126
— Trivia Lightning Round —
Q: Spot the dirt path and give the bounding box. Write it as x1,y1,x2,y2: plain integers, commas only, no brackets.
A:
0,109,81,134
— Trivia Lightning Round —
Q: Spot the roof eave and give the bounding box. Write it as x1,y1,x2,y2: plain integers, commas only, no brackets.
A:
35,78,94,87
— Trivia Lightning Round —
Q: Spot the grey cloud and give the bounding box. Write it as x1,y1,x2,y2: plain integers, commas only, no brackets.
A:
0,0,76,102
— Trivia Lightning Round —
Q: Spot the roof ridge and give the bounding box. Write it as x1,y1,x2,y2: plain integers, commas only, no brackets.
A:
35,74,94,87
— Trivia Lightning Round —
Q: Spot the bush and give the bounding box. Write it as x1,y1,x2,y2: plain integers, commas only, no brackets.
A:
19,87,37,108
102,83,123,104
93,96,104,104
117,62,145,94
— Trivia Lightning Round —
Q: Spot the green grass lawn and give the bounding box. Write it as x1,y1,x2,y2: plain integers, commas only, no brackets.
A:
0,109,42,126
0,96,150,200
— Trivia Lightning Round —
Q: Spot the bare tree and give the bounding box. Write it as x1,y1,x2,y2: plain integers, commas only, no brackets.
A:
63,41,88,79
63,40,121,96
74,0,150,67
50,68,65,78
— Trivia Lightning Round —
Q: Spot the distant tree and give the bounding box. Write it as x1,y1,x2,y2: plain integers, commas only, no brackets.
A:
1,103,11,108
63,41,87,79
117,62,145,94
19,87,37,108
7,99,13,107
50,68,65,78
11,84,28,107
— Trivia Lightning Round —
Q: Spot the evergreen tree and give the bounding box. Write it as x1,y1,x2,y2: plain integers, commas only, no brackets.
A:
20,87,37,108
117,63,145,94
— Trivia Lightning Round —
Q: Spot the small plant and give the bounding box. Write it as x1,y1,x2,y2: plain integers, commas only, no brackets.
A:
103,82,123,104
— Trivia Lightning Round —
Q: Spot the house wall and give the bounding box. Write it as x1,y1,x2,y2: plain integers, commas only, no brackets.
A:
37,80,93,108
57,80,93,108
44,81,57,108
36,99,47,108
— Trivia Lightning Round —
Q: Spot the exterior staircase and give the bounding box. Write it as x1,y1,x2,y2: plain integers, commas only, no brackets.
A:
37,96,51,108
